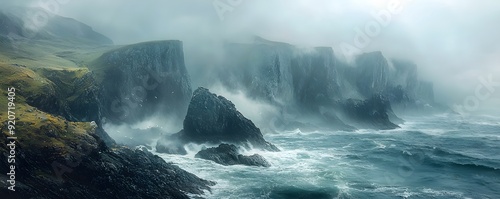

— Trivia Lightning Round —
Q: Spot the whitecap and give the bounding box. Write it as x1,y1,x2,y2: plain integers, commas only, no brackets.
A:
421,188,467,198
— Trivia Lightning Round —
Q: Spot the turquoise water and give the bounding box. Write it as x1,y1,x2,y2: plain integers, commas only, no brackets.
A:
155,114,500,199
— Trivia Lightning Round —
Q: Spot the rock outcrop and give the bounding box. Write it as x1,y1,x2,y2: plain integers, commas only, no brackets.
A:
157,87,279,154
91,40,192,124
340,95,401,130
0,134,214,199
195,144,271,167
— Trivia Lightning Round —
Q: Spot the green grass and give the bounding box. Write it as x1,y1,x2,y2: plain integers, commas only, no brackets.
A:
0,62,97,158
0,35,121,166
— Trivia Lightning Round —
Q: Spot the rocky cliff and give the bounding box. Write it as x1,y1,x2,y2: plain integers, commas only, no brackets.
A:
91,40,192,124
220,39,343,110
157,87,279,154
354,51,391,98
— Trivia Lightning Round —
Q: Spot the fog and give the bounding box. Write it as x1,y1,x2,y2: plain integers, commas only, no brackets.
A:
3,0,500,114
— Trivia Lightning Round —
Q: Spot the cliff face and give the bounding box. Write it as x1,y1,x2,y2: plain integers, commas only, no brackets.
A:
91,41,193,124
0,116,213,199
220,40,435,107
293,47,342,108
215,39,436,129
221,43,295,104
221,42,342,110
354,51,391,98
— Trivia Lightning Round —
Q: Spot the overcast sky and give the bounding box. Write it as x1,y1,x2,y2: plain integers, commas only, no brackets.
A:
4,0,500,113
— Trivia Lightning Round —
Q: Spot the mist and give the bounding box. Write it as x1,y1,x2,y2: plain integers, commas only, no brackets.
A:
3,0,499,114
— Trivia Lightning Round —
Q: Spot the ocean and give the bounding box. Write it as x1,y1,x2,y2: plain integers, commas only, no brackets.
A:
154,113,500,199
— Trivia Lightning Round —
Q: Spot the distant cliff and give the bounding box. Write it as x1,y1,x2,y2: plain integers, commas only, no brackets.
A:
216,37,435,129
90,40,192,124
220,41,343,110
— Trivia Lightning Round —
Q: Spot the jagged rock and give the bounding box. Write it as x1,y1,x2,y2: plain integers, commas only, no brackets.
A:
340,95,401,130
0,120,214,199
157,87,279,154
92,40,192,124
195,144,271,167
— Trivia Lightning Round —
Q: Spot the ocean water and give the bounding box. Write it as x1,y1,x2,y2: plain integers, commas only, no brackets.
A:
153,114,500,199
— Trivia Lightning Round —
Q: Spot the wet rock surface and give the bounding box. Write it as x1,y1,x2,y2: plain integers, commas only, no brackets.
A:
157,87,279,154
195,144,271,167
0,133,214,199
340,95,400,130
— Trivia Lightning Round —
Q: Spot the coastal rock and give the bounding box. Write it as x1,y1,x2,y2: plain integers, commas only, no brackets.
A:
157,87,279,154
195,144,271,167
340,95,400,130
92,40,193,124
0,120,214,199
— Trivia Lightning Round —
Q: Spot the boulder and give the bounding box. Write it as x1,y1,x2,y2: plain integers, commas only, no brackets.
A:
195,144,271,167
157,87,279,154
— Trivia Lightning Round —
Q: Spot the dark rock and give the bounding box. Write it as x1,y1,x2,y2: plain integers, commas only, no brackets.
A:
157,87,279,154
269,187,337,199
340,95,400,130
195,144,271,167
92,40,192,124
0,129,214,199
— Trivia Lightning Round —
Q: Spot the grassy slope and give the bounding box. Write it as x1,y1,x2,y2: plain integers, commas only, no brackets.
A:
0,62,103,199
0,36,112,161
0,40,214,199
1,38,117,69
0,62,97,154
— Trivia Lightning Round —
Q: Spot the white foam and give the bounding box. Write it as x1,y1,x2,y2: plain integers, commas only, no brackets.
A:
421,188,468,198
373,141,386,149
